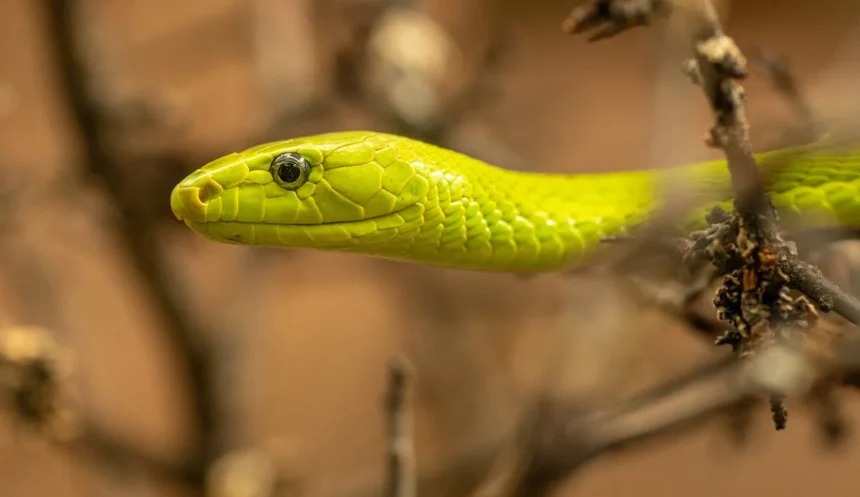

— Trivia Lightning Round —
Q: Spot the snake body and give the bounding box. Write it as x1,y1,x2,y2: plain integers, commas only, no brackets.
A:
170,131,860,273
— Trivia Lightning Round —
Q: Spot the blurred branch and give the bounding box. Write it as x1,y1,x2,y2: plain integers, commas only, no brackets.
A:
749,47,818,141
294,345,830,497
38,0,222,488
296,325,860,497
70,420,204,485
384,356,416,497
0,325,203,484
510,354,746,495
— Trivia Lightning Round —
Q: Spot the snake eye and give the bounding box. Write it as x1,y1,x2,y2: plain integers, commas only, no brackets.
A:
270,152,310,189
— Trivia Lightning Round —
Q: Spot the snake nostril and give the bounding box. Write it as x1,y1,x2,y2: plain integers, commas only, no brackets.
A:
170,176,224,222
198,178,223,203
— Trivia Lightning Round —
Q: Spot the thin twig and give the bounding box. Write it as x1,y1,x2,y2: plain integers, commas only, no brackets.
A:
385,356,416,497
515,354,746,495
780,255,860,324
676,0,766,220
749,47,818,141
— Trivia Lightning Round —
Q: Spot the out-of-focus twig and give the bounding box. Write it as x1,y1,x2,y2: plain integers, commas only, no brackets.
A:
384,356,416,497
71,420,204,484
511,354,746,496
291,340,842,497
749,47,819,142
38,0,222,488
682,1,760,210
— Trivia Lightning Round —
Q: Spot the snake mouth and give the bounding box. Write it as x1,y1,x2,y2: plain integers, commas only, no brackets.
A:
182,207,417,249
181,210,410,228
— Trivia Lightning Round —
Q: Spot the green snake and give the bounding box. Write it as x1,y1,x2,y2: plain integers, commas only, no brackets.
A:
170,131,860,273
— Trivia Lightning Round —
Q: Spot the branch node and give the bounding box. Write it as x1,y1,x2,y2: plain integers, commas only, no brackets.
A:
695,35,748,80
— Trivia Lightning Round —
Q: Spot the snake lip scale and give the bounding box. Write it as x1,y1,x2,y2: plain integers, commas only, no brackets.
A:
171,130,860,273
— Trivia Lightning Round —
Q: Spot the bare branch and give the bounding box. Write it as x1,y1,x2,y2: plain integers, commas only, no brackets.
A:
749,47,818,139
515,355,746,495
385,356,416,497
0,325,203,484
677,3,860,329
682,1,762,213
71,420,204,485
297,342,843,497
37,0,223,487
779,255,860,324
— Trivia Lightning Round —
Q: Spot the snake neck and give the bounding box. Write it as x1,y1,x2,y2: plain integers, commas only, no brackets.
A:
337,155,662,272
342,145,860,273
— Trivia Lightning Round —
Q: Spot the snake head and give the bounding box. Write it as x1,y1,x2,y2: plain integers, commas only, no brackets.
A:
170,131,434,252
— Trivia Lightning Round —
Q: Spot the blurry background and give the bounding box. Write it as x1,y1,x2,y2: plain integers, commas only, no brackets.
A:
1,0,860,496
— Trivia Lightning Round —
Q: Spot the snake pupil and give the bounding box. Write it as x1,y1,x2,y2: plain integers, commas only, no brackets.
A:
278,163,301,183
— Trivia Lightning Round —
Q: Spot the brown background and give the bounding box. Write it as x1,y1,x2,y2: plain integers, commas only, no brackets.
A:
1,0,860,496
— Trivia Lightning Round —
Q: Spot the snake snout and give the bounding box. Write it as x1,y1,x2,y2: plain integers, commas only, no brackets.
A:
170,176,224,223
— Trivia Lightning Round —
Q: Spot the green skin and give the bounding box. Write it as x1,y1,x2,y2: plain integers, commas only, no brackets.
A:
170,131,860,273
